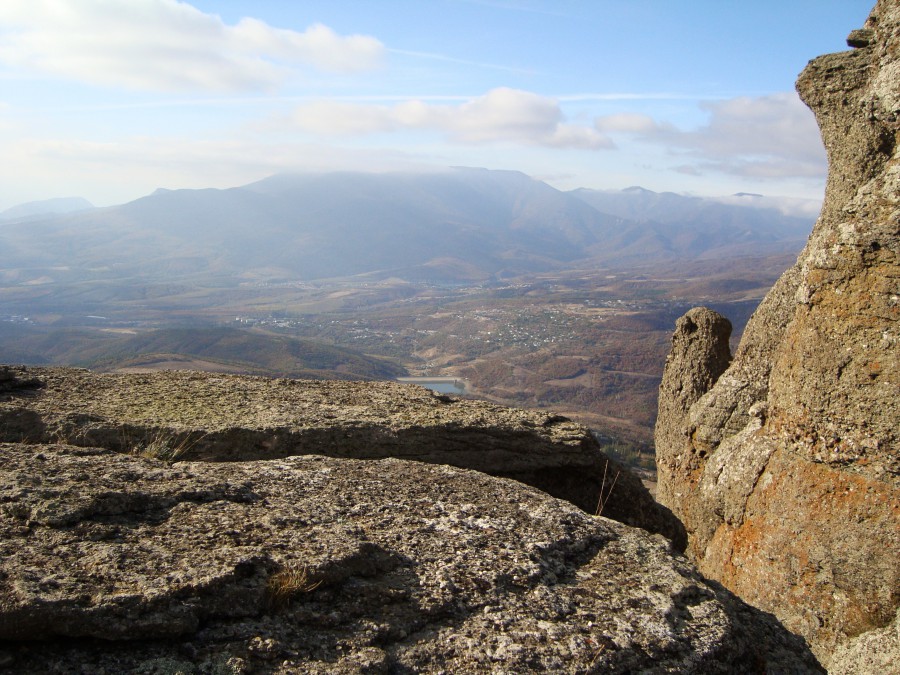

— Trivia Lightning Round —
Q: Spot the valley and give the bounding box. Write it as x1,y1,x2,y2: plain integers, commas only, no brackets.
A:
0,251,796,476
0,169,811,476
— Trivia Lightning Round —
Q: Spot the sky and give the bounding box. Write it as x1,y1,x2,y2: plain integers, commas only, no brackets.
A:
0,0,874,212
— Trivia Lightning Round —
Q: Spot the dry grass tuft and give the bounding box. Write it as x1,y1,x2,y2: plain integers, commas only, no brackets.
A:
595,459,620,517
131,429,200,462
266,565,322,609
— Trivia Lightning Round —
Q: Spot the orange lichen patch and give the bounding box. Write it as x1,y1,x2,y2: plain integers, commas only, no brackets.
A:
703,520,758,590
726,518,766,569
752,451,898,541
704,448,900,653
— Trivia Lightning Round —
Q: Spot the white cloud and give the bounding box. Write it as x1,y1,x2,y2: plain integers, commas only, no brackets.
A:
291,101,397,135
671,94,825,174
0,1,384,92
452,88,566,143
672,164,702,176
285,88,614,150
595,93,826,181
711,193,822,219
595,112,670,134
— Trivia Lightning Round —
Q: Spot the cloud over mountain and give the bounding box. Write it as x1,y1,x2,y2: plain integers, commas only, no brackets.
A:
288,88,614,149
0,0,384,92
0,2,846,209
595,93,826,181
668,93,826,177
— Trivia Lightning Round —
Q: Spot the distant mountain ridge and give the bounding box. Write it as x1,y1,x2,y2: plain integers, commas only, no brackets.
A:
569,187,812,260
0,168,813,286
0,196,94,221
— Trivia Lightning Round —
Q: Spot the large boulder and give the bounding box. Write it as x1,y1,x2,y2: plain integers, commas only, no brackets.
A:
0,442,821,672
655,0,900,667
0,366,684,548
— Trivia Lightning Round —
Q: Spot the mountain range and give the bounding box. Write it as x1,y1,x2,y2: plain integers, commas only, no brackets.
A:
0,168,813,286
570,186,813,259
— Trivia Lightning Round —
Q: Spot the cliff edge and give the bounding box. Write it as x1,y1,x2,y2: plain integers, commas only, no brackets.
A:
0,365,683,547
655,0,899,667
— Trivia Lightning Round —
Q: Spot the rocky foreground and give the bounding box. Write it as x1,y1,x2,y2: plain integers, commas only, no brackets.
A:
0,365,824,672
0,441,820,673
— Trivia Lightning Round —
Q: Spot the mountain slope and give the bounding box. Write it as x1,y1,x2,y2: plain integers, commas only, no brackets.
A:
0,325,405,381
0,196,94,221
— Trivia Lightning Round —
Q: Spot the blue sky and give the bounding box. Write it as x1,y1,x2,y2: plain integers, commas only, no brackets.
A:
0,1,873,211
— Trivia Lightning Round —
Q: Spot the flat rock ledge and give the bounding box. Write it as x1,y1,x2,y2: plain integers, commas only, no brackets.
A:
0,366,684,548
0,443,821,673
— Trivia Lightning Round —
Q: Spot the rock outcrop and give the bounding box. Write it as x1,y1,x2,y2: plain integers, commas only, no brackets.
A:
655,0,900,667
0,366,685,548
0,442,821,672
0,366,42,393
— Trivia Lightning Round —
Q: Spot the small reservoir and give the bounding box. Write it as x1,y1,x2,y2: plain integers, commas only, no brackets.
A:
397,377,468,395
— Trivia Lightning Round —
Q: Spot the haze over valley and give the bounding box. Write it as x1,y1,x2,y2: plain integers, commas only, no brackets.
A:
0,168,813,466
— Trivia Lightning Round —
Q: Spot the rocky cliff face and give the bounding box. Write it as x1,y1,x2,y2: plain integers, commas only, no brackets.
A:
0,370,823,672
655,0,899,667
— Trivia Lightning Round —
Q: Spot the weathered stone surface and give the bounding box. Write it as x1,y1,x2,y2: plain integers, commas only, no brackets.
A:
0,443,821,673
655,0,900,666
828,608,900,675
847,28,875,48
0,365,685,548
